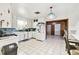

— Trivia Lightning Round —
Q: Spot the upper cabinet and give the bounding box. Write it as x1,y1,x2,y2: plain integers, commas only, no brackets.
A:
0,4,12,28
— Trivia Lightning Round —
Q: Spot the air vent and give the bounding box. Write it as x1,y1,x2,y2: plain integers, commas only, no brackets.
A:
34,11,40,14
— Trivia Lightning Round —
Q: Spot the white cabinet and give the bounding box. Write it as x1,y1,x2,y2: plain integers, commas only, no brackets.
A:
15,32,29,41
33,18,46,41
0,4,12,28
28,32,32,39
24,32,28,39
32,31,38,39
15,32,24,41
36,33,40,40
35,32,46,41
24,32,33,39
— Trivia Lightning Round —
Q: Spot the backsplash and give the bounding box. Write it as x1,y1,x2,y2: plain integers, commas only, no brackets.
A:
0,28,16,35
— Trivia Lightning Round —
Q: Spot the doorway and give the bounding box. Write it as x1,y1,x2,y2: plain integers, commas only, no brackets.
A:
46,19,68,38
54,24,61,35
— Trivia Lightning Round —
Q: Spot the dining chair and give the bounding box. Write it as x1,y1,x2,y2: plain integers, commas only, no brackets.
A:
1,43,18,55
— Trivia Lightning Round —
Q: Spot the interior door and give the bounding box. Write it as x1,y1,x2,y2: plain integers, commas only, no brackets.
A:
54,24,61,35
47,25,51,35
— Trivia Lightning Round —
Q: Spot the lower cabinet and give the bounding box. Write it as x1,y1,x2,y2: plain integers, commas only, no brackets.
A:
33,31,46,41
15,32,25,41
15,32,32,42
24,32,28,39
24,32,32,39
15,31,46,42
28,32,32,39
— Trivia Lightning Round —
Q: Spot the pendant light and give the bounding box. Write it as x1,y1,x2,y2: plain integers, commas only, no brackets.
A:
48,6,56,19
34,11,40,22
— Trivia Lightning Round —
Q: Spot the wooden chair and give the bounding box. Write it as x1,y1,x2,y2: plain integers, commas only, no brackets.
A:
1,43,18,55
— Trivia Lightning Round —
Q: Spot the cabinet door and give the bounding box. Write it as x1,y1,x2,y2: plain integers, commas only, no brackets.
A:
19,32,25,40
15,32,24,41
28,32,32,39
24,32,28,39
33,32,37,39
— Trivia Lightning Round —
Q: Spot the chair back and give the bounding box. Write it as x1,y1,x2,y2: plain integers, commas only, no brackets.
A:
1,43,18,55
64,29,70,51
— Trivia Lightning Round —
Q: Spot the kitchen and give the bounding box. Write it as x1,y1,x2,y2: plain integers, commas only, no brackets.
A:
0,3,46,55
0,3,79,55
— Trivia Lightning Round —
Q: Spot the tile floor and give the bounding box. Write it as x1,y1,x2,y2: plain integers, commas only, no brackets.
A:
18,35,67,55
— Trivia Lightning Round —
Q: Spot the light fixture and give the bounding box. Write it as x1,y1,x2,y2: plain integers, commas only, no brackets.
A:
34,11,40,22
47,6,56,19
34,11,40,14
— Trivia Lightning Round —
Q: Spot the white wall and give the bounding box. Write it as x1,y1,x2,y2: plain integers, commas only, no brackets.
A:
1,3,78,31
11,4,33,28
0,3,12,28
45,3,79,31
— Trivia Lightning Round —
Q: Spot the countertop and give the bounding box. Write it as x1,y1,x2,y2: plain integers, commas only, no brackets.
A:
0,36,18,48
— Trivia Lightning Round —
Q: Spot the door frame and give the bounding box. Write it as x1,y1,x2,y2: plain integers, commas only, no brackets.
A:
46,19,68,38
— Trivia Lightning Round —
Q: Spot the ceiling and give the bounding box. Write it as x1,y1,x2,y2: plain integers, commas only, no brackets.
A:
11,3,55,19
11,3,79,21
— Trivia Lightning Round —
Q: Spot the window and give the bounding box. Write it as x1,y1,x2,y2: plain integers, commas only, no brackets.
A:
17,18,27,30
